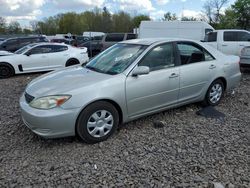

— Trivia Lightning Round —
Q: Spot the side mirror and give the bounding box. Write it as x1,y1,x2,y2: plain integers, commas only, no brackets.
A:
132,66,150,76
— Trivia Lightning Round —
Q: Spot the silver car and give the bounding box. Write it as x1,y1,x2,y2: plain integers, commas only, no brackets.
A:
20,38,241,143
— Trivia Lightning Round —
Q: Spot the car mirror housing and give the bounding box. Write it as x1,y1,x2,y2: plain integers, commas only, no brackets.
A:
132,66,150,76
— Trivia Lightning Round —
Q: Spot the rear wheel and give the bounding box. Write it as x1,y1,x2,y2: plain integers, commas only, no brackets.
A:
65,59,80,67
0,63,14,78
203,79,225,106
76,101,119,144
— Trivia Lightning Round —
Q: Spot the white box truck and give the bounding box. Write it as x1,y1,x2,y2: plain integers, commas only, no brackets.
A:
138,21,214,41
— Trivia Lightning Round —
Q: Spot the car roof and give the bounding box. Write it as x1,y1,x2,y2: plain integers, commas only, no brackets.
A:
120,38,198,45
31,42,70,47
213,29,249,32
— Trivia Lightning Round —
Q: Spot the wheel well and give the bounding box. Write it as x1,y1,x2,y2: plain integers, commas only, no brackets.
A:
75,99,123,135
215,77,227,90
0,62,15,73
66,58,80,67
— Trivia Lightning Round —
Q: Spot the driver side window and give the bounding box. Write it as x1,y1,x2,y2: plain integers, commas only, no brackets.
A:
28,45,52,55
139,43,175,71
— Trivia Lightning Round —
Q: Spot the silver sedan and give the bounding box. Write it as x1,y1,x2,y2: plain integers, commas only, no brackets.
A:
20,38,241,143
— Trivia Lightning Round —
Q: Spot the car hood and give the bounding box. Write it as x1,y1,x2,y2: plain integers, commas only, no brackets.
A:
0,50,14,56
26,66,114,97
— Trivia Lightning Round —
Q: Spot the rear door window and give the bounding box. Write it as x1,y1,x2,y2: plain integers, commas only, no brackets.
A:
177,42,214,65
105,34,125,42
52,45,68,52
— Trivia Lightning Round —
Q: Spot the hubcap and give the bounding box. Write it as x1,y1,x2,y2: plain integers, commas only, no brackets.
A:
87,110,113,138
0,66,9,76
209,83,223,104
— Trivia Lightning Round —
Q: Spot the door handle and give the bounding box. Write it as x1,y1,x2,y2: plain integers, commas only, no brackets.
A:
169,73,179,78
209,64,216,69
41,55,46,58
239,45,245,47
222,44,228,47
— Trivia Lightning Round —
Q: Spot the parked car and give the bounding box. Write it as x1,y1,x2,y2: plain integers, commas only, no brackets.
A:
50,38,76,46
138,21,214,41
0,36,48,52
101,33,137,51
78,35,104,57
240,46,250,69
20,38,241,143
0,43,88,78
0,50,13,56
204,29,250,56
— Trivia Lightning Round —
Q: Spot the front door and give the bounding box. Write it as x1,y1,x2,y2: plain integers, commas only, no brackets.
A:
126,43,180,117
22,45,52,72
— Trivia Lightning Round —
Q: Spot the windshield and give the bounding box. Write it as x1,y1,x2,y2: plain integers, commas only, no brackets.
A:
85,43,147,75
14,44,37,54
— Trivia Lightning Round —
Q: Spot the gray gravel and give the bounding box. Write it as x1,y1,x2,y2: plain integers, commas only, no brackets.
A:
0,73,249,187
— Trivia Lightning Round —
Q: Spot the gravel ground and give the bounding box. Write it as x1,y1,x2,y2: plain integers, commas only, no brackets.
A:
0,72,249,187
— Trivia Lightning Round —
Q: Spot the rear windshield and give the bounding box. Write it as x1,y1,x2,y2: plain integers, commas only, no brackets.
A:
105,34,125,42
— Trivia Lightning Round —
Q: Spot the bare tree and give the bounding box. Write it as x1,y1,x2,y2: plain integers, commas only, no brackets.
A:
203,0,229,24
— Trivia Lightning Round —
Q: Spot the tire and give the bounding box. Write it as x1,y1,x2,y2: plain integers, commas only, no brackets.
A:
203,79,225,106
0,63,15,78
76,101,119,144
65,59,80,67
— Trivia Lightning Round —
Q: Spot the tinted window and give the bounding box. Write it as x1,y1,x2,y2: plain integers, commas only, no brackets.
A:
52,45,68,52
177,42,214,65
126,34,137,40
28,45,53,55
139,43,175,71
224,32,236,41
105,34,125,42
223,31,250,41
204,32,217,42
6,39,18,45
237,32,250,41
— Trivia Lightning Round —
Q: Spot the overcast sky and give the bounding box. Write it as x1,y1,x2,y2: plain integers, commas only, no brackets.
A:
0,0,236,27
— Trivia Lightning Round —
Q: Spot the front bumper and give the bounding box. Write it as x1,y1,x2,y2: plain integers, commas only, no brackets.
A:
20,94,81,139
240,56,250,67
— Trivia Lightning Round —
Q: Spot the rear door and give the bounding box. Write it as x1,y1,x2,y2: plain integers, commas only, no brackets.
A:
126,42,180,117
46,45,69,69
176,42,217,103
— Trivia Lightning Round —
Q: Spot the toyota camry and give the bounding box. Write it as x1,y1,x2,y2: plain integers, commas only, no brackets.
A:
20,38,241,143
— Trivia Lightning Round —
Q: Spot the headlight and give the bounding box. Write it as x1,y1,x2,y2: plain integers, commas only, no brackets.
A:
29,95,71,109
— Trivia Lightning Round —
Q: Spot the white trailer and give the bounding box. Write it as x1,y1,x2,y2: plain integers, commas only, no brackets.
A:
138,21,214,41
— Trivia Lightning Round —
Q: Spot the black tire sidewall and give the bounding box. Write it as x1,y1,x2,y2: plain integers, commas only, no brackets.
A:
76,101,119,144
205,80,225,106
0,64,14,78
66,59,79,67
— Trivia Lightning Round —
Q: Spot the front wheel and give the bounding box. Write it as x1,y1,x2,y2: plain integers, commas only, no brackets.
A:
203,79,225,106
76,101,119,144
0,64,15,78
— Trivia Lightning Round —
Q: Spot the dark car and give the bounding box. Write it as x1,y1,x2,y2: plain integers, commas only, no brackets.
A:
101,33,137,51
50,38,77,46
0,36,48,52
78,36,104,57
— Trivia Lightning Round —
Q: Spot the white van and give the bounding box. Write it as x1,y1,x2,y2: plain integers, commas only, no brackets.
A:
138,21,214,41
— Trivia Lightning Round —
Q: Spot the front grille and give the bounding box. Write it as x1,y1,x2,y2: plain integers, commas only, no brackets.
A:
25,92,35,104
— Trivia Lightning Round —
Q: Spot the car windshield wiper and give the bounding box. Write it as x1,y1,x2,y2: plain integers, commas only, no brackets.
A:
85,65,105,74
